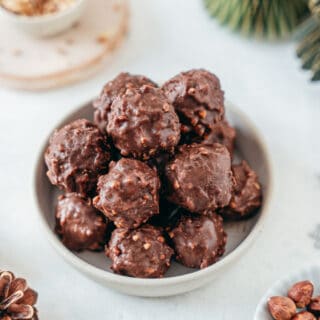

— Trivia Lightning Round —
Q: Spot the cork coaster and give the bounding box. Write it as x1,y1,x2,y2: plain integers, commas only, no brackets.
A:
0,0,129,90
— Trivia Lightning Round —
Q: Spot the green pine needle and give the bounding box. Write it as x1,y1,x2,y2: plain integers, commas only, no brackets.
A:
296,0,320,81
204,0,309,39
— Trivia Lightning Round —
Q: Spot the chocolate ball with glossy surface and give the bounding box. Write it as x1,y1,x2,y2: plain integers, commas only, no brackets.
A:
107,85,180,159
221,160,262,220
45,119,111,196
169,213,226,269
56,193,107,251
165,143,233,213
93,158,160,229
93,73,157,132
106,225,173,278
162,69,224,137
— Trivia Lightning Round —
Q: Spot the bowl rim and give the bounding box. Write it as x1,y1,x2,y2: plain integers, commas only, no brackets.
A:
0,0,86,23
33,99,274,288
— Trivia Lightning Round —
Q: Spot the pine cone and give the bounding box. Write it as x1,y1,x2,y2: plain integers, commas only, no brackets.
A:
0,271,38,320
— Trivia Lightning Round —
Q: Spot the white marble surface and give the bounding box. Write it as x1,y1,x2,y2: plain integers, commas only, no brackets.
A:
0,0,319,319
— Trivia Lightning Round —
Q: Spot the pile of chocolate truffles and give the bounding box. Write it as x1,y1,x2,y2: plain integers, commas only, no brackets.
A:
45,69,262,278
268,280,320,320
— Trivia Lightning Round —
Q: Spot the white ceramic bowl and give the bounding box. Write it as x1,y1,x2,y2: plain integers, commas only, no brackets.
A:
34,100,273,297
0,0,87,37
254,263,320,319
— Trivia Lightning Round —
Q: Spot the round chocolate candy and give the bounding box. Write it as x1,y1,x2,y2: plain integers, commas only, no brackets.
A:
107,85,181,159
56,193,107,251
45,119,111,196
165,143,233,213
93,158,161,229
162,69,224,137
169,213,226,269
106,225,173,278
93,73,157,132
220,160,262,220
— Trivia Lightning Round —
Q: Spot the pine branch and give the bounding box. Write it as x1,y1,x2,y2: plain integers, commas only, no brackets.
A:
297,0,320,81
204,0,309,39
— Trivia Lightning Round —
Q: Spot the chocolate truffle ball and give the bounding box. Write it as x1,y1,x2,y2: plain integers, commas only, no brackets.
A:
202,121,236,156
93,73,157,132
93,158,161,229
165,143,233,213
56,193,107,251
220,161,262,220
45,119,111,196
106,225,173,278
107,85,181,159
162,69,224,137
169,213,226,269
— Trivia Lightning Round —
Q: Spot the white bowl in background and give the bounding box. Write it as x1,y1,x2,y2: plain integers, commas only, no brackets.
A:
254,263,320,319
0,0,87,37
34,100,273,297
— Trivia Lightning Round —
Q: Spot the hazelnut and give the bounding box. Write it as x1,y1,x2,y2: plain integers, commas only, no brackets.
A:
288,281,314,308
292,311,316,320
268,296,296,320
308,296,320,316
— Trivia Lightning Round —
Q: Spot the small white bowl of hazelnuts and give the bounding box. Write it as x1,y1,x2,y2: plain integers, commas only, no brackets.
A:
255,263,320,320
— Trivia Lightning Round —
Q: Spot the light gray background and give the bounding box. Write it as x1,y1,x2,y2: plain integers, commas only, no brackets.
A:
0,0,319,319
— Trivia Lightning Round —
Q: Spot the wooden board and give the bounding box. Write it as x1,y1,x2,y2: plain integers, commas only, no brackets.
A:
0,0,129,90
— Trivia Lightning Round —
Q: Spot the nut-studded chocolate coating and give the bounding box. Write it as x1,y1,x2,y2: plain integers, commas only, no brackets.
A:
162,69,224,137
93,158,161,229
93,73,157,132
56,193,107,251
165,143,233,213
221,161,262,220
201,121,236,156
45,119,111,196
106,225,173,278
106,85,181,159
169,213,226,269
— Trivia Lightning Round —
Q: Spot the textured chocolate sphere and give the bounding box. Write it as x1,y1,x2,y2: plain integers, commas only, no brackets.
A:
93,158,161,229
165,143,233,213
162,69,224,137
106,225,173,278
169,213,226,269
56,193,107,251
93,73,157,132
45,119,111,196
220,161,262,220
107,85,181,159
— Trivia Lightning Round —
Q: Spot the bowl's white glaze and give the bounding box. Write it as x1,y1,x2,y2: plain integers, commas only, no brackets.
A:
254,263,320,319
34,100,273,297
0,0,87,37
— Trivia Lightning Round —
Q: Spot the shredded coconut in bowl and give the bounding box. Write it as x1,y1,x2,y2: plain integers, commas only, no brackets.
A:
0,0,75,16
